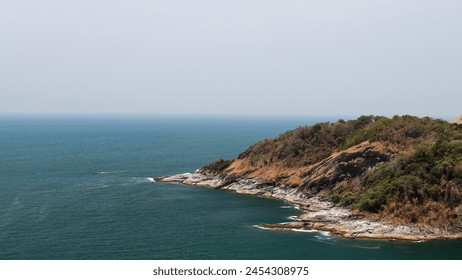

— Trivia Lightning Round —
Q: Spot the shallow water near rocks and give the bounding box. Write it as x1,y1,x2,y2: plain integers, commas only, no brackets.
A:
0,115,461,259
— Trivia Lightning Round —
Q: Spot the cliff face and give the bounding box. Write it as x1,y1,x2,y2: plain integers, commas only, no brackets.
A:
197,115,462,231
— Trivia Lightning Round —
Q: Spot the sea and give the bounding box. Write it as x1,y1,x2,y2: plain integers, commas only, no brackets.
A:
0,115,461,260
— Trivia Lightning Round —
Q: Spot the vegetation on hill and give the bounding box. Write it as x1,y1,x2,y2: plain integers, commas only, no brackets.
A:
201,158,232,174
202,115,462,228
331,117,462,226
237,115,457,168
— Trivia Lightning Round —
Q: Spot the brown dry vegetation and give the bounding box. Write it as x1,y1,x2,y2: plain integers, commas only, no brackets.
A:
201,115,462,229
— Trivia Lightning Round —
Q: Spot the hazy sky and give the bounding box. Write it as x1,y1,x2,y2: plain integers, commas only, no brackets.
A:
1,0,461,117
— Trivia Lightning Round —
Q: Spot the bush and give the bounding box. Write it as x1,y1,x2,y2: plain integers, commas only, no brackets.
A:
202,159,232,173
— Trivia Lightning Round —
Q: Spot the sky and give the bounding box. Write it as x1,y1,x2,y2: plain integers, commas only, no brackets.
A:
1,0,461,117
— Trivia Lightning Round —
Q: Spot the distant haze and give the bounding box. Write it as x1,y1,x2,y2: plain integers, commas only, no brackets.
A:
1,0,461,117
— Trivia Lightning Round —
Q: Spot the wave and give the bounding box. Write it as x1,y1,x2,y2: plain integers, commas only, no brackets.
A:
290,229,337,244
94,170,128,174
291,228,318,233
314,232,334,241
252,225,277,231
11,197,21,206
125,177,159,184
122,177,159,186
33,189,57,194
254,225,330,236
350,245,381,250
280,206,293,208
35,206,49,223
314,235,336,245
86,185,111,190
288,216,301,221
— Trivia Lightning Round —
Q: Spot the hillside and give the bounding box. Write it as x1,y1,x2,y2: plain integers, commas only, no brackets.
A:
157,115,462,239
450,115,462,124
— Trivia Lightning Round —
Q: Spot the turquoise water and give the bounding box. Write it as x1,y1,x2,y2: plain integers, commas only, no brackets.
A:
0,115,461,260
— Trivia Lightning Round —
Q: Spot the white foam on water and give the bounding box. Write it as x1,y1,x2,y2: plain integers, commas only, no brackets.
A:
252,225,277,231
254,225,327,235
279,206,292,208
124,177,160,185
315,232,334,240
291,228,318,233
98,170,128,174
288,216,301,221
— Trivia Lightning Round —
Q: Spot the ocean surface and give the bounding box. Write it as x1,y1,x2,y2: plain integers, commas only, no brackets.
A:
0,115,461,260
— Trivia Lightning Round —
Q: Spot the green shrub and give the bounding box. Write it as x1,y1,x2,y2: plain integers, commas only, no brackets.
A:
202,158,232,173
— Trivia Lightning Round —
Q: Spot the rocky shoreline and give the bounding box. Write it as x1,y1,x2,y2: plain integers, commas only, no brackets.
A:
154,172,462,241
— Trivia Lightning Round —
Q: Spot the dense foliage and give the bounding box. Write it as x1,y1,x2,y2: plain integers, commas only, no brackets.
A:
344,136,462,213
237,115,457,168
237,116,374,168
328,116,462,223
201,158,232,174
203,115,462,224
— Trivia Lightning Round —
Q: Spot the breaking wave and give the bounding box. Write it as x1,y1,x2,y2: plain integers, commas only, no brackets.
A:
291,228,318,233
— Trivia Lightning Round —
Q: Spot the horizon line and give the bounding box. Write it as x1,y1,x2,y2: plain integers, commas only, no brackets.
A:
0,112,455,121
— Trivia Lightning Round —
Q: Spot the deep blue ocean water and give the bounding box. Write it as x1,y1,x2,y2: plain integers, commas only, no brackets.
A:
0,115,461,260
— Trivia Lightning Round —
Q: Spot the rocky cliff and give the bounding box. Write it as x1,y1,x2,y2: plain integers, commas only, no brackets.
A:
156,115,462,240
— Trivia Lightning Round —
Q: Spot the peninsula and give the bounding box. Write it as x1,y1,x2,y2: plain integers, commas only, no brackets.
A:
155,115,462,240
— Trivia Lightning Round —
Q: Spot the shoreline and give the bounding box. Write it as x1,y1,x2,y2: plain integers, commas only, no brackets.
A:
154,172,462,241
